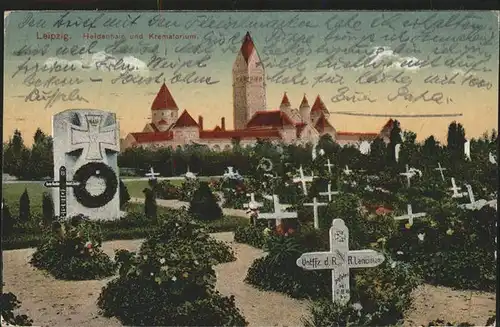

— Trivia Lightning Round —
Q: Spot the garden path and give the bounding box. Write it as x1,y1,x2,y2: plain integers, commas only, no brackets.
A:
129,197,249,218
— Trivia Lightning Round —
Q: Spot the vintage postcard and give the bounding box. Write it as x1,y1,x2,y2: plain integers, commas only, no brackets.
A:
2,10,498,327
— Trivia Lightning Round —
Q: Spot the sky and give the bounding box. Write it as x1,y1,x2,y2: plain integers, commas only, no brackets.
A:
3,11,499,146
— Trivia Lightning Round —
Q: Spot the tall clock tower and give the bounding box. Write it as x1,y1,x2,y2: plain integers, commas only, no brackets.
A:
232,32,266,130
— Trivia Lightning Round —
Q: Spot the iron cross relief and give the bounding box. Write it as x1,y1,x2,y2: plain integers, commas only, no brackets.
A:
70,114,118,160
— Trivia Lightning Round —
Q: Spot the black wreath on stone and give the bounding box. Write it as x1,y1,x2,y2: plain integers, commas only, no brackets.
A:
73,162,118,208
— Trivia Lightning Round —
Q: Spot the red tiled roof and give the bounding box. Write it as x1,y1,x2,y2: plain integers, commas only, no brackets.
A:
299,95,309,107
240,32,255,64
280,92,291,106
200,129,282,140
158,119,169,125
337,131,379,137
131,131,173,143
314,114,335,133
173,110,199,128
148,123,160,132
151,83,178,111
246,110,295,129
311,95,327,113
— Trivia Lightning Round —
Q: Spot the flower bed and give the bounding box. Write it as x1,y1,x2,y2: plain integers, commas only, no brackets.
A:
97,210,247,326
30,215,116,280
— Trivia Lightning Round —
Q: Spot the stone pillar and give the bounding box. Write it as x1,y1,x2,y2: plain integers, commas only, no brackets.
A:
52,109,120,220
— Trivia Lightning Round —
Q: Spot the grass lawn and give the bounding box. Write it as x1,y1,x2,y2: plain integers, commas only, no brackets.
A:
1,179,186,215
2,183,46,216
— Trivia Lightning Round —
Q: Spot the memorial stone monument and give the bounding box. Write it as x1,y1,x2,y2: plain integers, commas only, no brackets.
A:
52,109,120,220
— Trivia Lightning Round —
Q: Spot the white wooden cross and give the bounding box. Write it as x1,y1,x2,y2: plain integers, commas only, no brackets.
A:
395,143,401,163
258,194,297,226
243,193,263,210
394,204,427,226
399,165,414,187
449,177,466,198
459,184,496,210
434,162,447,182
325,159,334,174
489,152,497,164
464,140,471,161
343,165,352,175
319,183,340,202
296,219,385,304
145,167,160,180
304,197,328,229
70,114,118,160
293,165,314,196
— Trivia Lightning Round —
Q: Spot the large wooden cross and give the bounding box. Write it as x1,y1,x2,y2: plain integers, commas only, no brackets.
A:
293,165,314,196
434,162,447,182
243,192,263,210
44,166,81,218
449,177,466,198
399,164,414,187
459,184,496,210
325,159,334,174
145,167,160,180
343,165,352,176
296,219,385,304
304,197,328,229
258,194,297,227
70,114,117,161
393,204,427,226
319,183,340,202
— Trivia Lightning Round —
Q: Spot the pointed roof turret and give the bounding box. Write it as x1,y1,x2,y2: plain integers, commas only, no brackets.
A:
311,95,327,113
240,32,255,64
280,92,291,107
173,110,198,128
299,94,309,108
151,83,179,111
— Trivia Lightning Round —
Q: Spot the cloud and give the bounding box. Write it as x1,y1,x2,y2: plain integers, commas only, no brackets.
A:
43,51,149,76
364,46,422,72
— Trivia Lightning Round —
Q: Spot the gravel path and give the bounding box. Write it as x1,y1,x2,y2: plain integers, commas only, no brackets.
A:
129,197,249,218
2,233,496,327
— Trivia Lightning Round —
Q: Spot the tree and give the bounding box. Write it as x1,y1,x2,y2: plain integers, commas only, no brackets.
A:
42,192,54,226
18,189,30,222
447,121,466,156
119,180,131,208
3,130,30,178
388,120,402,163
2,200,15,237
143,188,157,220
189,182,223,221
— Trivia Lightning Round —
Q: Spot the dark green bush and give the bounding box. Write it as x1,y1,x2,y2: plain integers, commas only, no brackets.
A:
141,210,235,265
179,178,200,202
423,319,475,326
143,188,157,220
18,188,30,222
0,291,33,326
30,215,116,280
41,192,54,226
119,179,131,208
189,182,223,221
302,300,373,327
234,225,267,249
